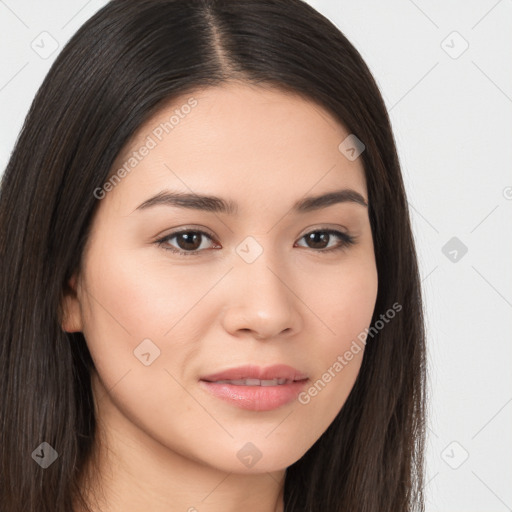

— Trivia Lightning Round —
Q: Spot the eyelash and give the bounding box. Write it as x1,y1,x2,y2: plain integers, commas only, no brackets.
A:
155,228,356,257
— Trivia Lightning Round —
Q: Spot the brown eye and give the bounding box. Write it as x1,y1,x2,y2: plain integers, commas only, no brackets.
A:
156,229,217,256
173,232,203,251
296,229,356,252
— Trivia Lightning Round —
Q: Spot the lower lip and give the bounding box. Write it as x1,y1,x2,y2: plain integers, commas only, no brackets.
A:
199,379,309,411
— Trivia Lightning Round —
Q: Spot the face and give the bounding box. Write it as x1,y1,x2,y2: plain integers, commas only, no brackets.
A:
62,82,378,474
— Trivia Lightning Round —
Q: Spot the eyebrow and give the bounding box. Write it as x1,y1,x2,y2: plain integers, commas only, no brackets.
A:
133,188,368,215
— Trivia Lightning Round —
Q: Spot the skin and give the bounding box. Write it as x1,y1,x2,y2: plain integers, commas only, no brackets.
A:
61,81,378,512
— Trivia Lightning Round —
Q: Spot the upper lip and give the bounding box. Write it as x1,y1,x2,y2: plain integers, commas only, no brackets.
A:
200,364,308,382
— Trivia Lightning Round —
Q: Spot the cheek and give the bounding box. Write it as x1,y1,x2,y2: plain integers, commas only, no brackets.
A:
329,262,378,345
80,242,212,342
78,247,212,458
78,242,229,410
304,250,378,348
292,255,378,428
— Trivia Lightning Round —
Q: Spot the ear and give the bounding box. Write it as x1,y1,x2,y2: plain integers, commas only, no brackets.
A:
61,273,84,333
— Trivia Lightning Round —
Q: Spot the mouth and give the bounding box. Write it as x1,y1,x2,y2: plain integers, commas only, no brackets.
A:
199,364,309,411
206,378,302,386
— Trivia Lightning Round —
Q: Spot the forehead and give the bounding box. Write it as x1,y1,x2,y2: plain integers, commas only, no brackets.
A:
106,82,367,213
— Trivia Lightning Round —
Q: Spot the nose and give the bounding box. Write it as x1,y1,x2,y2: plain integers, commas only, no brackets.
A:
221,250,303,340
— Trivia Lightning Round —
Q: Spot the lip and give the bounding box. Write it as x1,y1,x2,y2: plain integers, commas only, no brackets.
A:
199,364,309,412
200,364,308,382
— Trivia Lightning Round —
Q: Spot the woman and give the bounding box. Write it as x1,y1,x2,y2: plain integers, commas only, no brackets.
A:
0,1,426,511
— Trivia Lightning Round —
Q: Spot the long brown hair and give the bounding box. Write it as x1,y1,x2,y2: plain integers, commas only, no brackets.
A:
0,1,426,510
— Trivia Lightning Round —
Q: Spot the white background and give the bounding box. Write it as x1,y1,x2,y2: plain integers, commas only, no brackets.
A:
1,1,511,510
